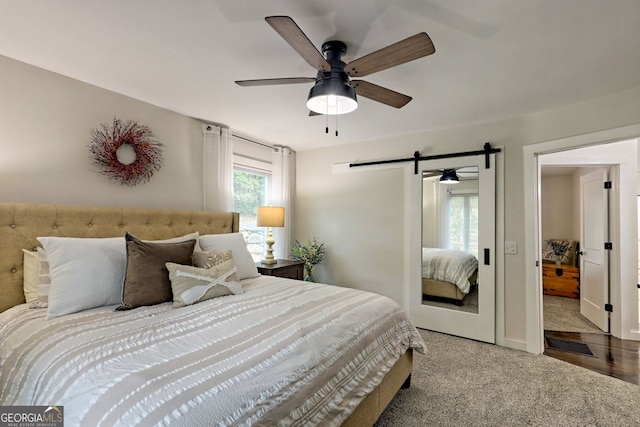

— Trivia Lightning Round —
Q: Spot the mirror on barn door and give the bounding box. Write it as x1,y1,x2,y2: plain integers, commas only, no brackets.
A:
409,153,496,344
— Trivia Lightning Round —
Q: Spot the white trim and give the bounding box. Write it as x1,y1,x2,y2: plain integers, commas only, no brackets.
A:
523,124,640,354
233,154,272,174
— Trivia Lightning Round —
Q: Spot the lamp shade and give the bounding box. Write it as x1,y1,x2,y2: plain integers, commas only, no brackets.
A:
306,78,358,115
439,169,460,184
257,206,285,227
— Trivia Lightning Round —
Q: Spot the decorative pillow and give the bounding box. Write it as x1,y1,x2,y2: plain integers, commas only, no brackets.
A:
199,233,259,280
22,249,39,304
192,249,233,269
117,233,197,311
542,239,577,265
38,236,126,319
23,248,51,306
166,259,243,307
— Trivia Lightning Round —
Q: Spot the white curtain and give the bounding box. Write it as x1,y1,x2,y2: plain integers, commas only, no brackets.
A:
434,181,451,248
202,124,234,211
271,146,294,259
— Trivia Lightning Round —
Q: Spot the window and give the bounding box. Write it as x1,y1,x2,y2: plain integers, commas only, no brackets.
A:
448,192,478,258
233,155,272,261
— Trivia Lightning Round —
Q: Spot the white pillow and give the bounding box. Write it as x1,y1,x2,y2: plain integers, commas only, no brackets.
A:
199,233,259,280
37,232,201,319
38,237,126,319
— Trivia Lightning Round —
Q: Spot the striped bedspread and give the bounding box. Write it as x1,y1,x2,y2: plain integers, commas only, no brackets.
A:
0,276,425,426
422,247,478,294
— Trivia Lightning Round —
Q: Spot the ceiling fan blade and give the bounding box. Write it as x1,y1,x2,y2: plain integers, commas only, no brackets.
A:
235,77,315,87
265,16,331,72
345,33,435,77
422,171,442,178
351,80,412,108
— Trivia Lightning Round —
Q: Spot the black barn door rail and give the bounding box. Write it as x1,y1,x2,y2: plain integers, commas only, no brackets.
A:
349,142,501,174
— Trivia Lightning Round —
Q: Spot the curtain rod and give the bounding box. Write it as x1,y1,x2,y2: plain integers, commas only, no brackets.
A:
349,142,501,174
232,133,274,150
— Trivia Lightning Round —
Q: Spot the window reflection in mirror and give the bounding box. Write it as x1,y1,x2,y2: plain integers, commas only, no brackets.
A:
422,167,479,313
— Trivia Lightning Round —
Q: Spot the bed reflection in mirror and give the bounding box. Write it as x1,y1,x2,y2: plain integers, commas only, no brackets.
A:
422,167,479,313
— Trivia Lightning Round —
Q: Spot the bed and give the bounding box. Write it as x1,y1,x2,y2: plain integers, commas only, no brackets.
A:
0,203,425,426
421,247,478,305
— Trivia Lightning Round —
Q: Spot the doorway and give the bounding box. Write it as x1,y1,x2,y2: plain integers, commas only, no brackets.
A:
524,129,640,354
540,165,609,335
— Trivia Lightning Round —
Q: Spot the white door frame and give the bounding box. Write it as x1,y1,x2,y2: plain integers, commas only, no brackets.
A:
523,125,640,354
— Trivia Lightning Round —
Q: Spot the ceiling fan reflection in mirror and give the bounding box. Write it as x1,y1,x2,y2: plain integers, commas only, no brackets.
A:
423,167,479,184
235,16,435,118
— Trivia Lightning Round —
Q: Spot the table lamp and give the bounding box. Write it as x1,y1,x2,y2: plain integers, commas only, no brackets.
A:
257,206,285,264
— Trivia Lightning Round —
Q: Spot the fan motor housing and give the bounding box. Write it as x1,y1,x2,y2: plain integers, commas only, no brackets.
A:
316,40,350,83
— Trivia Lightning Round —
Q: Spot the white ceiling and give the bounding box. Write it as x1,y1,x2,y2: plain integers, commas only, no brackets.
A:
1,0,639,152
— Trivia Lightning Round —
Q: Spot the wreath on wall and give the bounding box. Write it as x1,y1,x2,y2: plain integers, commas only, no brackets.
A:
88,117,165,186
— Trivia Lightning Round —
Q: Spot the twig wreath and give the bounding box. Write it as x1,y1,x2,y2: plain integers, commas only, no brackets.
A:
88,117,164,186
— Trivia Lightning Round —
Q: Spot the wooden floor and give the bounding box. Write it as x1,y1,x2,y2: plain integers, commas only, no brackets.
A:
544,330,640,385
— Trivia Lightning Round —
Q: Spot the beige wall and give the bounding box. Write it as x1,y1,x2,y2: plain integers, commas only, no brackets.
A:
541,174,576,243
3,52,640,350
0,55,206,210
295,85,640,349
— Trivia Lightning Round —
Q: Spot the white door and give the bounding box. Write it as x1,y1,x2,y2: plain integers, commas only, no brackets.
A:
408,153,496,344
579,168,609,332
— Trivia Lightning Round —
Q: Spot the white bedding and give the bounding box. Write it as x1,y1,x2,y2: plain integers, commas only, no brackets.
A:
422,247,478,294
0,275,425,426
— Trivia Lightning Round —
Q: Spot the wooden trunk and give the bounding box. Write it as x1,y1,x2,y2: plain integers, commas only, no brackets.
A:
542,264,580,298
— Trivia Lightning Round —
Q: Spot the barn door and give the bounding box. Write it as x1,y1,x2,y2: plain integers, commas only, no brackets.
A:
409,153,496,344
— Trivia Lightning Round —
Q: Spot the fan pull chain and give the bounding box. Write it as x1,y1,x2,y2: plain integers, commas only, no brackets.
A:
323,115,341,136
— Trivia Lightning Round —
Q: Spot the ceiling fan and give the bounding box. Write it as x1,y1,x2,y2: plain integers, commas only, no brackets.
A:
235,16,435,116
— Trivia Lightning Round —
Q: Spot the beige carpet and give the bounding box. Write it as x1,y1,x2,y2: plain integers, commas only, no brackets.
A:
374,329,640,426
543,295,604,333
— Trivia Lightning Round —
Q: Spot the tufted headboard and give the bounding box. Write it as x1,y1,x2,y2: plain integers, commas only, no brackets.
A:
0,203,239,313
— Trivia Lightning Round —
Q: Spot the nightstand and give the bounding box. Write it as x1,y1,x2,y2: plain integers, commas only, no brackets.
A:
256,259,304,280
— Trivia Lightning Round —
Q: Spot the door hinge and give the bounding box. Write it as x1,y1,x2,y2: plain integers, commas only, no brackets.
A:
604,181,612,189
604,242,613,250
605,303,613,312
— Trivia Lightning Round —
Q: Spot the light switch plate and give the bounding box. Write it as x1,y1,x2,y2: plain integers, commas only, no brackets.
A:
504,241,517,254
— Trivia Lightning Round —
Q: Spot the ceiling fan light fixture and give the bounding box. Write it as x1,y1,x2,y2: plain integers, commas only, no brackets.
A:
306,78,358,115
440,169,460,184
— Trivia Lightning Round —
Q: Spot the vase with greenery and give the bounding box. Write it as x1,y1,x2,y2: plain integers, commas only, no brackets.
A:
291,236,325,282
546,239,570,274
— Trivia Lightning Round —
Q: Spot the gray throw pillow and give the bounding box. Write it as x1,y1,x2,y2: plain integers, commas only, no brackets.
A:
117,232,196,311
